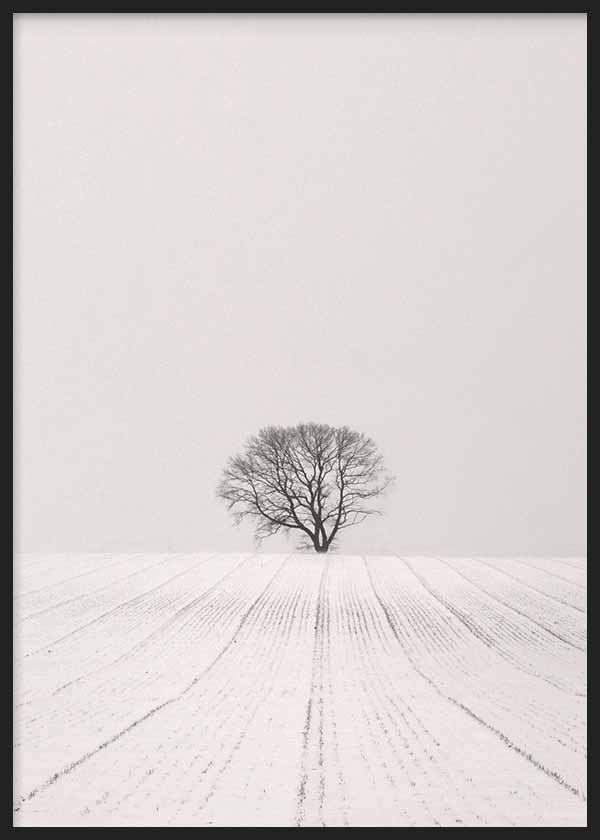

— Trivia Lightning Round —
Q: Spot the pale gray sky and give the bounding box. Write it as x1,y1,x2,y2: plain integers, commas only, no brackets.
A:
14,14,586,555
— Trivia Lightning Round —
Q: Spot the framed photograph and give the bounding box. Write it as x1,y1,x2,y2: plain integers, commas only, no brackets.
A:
12,10,588,828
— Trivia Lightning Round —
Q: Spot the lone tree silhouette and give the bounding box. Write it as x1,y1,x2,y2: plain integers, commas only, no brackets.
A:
217,423,394,553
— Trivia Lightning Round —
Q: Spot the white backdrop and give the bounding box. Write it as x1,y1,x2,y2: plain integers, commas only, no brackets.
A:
14,14,587,555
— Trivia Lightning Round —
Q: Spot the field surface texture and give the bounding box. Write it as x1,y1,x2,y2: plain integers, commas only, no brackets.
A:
13,553,587,827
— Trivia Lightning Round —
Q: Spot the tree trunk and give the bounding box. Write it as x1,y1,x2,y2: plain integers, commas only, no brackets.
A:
312,515,329,553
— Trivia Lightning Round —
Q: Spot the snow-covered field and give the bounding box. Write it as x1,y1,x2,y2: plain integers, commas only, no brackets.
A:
13,553,586,827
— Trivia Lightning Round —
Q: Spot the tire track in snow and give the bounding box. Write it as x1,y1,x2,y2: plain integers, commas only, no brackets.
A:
15,556,276,755
364,558,585,802
295,555,330,827
385,558,586,768
19,553,222,661
188,566,308,822
398,556,584,697
16,556,266,767
15,554,150,599
473,558,586,615
433,557,585,652
14,554,587,826
379,571,584,757
75,556,312,824
510,557,586,589
18,554,183,622
344,560,535,825
369,560,584,814
14,554,294,814
339,565,450,825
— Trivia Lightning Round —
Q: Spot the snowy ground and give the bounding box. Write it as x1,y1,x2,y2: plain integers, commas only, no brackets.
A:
13,553,586,827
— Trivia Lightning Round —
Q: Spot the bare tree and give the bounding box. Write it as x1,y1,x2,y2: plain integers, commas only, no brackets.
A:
217,423,394,553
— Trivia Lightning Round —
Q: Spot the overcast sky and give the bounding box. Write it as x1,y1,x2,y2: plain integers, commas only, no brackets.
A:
14,14,586,556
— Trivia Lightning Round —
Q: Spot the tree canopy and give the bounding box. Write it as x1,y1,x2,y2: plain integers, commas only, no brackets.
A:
217,422,394,553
